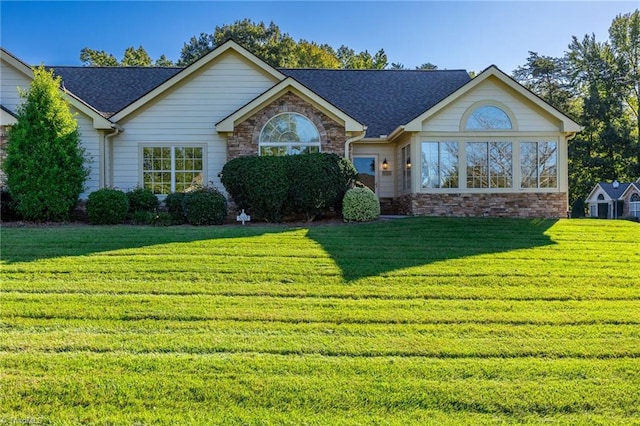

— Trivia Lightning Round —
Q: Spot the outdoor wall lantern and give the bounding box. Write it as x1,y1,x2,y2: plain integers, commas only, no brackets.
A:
382,158,388,170
406,157,412,169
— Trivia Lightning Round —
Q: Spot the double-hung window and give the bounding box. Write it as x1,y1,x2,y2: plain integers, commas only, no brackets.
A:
142,146,204,194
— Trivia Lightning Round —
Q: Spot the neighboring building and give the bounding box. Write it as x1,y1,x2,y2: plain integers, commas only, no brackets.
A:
0,41,582,218
585,179,640,219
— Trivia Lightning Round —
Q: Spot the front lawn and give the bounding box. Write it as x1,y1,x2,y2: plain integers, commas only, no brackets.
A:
1,218,639,424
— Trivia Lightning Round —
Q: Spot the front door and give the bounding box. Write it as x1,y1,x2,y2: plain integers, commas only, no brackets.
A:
353,156,377,193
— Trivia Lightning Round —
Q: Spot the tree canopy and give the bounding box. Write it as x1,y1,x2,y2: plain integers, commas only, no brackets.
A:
79,19,434,70
512,10,640,205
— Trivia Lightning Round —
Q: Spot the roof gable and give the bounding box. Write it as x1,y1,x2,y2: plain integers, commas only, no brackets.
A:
621,181,640,198
585,182,631,202
282,68,470,138
403,65,582,135
1,48,113,129
109,40,285,122
216,77,365,133
52,66,181,117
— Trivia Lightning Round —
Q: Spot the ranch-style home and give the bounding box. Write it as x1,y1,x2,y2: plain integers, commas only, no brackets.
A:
0,40,582,217
585,179,640,219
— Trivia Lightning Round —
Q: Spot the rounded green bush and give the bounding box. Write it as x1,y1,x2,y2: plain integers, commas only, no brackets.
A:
182,187,228,226
126,187,159,214
342,187,381,222
86,188,129,225
165,192,187,224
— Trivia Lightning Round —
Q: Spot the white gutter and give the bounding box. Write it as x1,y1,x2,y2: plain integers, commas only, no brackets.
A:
344,127,367,160
386,125,405,143
103,124,123,188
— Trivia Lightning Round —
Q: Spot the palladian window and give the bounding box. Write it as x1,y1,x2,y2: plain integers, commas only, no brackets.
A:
259,113,321,156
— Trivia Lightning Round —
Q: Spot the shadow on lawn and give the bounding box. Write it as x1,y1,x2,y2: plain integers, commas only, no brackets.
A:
0,225,284,264
1,217,558,281
306,217,558,281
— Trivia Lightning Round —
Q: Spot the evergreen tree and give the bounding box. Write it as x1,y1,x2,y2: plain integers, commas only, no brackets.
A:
4,66,89,221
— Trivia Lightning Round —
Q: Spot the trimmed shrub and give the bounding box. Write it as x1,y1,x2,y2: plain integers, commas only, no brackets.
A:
571,199,586,218
165,192,187,224
1,189,22,222
221,153,357,222
342,187,381,222
182,186,227,225
221,156,289,222
86,188,129,225
126,186,159,214
286,153,357,220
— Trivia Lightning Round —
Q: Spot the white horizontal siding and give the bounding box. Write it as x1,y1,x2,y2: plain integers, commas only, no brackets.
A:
423,78,561,133
112,50,278,192
75,111,100,197
1,59,31,112
353,144,396,198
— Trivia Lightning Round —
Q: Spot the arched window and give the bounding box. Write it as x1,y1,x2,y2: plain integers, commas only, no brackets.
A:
464,105,513,130
259,113,321,156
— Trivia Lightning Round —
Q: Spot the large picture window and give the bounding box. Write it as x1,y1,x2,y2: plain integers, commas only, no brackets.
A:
259,113,321,156
520,141,557,188
466,142,512,188
142,146,203,194
421,142,459,188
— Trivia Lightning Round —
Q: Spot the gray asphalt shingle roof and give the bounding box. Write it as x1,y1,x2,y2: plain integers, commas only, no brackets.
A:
281,69,471,137
50,65,471,135
599,182,631,199
52,66,182,116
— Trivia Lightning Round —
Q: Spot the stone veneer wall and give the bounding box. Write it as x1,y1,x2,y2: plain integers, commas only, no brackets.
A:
0,125,9,186
396,192,568,218
226,91,347,160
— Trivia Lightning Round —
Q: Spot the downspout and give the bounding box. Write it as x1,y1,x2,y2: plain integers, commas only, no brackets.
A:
564,131,578,217
344,127,367,161
103,124,123,188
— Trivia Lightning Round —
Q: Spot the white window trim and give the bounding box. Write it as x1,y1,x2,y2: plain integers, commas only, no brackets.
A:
138,143,207,196
416,135,561,194
460,100,518,132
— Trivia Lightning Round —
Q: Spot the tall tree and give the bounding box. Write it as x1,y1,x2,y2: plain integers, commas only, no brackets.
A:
154,54,175,67
212,19,297,68
177,33,215,66
416,62,438,70
293,41,340,68
80,46,166,67
80,48,119,66
608,10,640,173
512,51,575,115
568,33,635,202
121,46,153,66
4,66,88,221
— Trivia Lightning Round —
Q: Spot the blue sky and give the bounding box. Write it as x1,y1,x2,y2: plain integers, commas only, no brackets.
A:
1,1,637,74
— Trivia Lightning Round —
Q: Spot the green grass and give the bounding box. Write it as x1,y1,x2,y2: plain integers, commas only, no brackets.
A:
1,217,639,425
